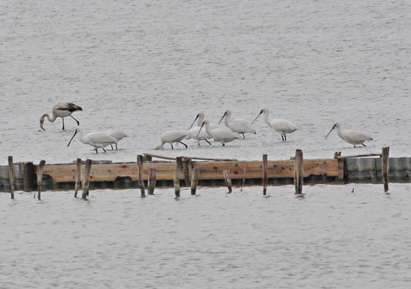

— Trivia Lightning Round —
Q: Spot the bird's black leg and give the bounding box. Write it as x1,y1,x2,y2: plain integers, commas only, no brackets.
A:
102,147,107,152
70,115,80,126
95,148,98,154
179,141,188,149
241,133,245,139
362,143,367,147
62,118,65,130
110,144,114,150
171,143,174,150
222,143,225,147
281,134,284,141
205,139,212,146
115,143,118,151
284,134,287,141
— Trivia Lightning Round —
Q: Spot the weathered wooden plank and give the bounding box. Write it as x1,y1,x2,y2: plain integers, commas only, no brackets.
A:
40,159,339,185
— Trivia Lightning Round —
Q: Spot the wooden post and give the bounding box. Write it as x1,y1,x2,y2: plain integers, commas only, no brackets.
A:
382,146,390,193
36,160,46,200
262,154,268,195
82,159,92,200
148,168,157,195
74,158,82,198
190,167,198,195
143,154,152,162
174,173,180,198
241,167,246,192
23,162,36,192
137,155,145,198
183,157,191,186
294,149,304,195
8,156,15,200
223,170,232,194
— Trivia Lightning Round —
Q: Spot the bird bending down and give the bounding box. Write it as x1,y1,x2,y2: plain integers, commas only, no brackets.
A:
67,129,117,154
252,108,297,141
325,123,373,147
40,102,82,131
186,112,213,146
219,110,256,138
106,129,128,150
155,130,189,150
198,120,241,146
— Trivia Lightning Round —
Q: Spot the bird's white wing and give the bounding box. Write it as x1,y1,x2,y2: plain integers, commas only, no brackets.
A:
270,119,297,132
343,129,373,142
86,132,117,145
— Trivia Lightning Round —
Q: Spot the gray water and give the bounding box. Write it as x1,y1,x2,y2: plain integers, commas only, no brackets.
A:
1,185,411,288
1,0,411,163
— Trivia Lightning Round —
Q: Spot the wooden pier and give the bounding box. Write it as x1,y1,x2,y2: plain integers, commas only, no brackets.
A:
0,147,401,198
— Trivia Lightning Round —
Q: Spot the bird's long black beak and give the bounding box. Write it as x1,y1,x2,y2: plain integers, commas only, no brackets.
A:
325,124,336,139
197,121,206,138
251,110,263,124
67,129,78,147
218,111,227,125
189,114,199,129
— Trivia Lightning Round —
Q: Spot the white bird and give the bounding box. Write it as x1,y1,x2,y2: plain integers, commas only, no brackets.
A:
252,108,297,141
67,129,117,154
106,129,128,150
186,112,212,145
155,130,189,150
198,120,241,146
325,123,373,147
219,110,256,138
40,102,82,131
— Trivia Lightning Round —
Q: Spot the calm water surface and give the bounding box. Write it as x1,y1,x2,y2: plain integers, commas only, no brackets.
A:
1,184,411,289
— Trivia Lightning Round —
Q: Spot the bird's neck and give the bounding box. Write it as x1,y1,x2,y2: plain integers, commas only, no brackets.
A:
204,123,212,135
197,114,205,126
42,112,57,122
263,111,270,125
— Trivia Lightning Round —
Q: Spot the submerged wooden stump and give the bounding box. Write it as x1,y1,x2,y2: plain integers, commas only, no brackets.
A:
262,154,268,195
223,170,232,194
137,155,145,198
190,168,198,195
8,156,15,200
36,160,46,200
294,150,304,195
74,158,82,198
82,159,92,200
148,168,157,195
382,146,390,193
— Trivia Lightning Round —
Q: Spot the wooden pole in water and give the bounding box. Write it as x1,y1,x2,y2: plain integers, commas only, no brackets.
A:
241,167,246,192
23,162,36,192
174,157,183,198
382,146,390,193
294,149,304,195
8,156,15,200
137,155,145,198
223,169,232,194
36,160,46,200
262,154,268,195
82,159,92,200
190,167,198,195
148,168,157,195
183,157,191,187
74,158,82,198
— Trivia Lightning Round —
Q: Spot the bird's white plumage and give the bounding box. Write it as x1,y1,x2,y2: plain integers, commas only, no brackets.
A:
106,129,128,141
186,112,212,141
67,129,117,153
326,123,373,146
220,110,256,136
253,108,297,141
155,130,189,149
200,120,240,145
